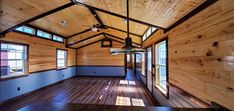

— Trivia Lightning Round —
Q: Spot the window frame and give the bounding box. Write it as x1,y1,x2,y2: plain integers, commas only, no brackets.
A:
37,30,52,39
56,49,68,70
15,26,36,35
13,25,64,44
53,35,64,42
127,54,131,63
154,38,169,99
142,27,158,42
0,40,29,80
141,52,146,76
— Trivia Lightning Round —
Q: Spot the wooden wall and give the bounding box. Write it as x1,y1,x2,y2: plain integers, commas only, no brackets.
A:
77,41,124,66
0,32,76,73
143,0,234,110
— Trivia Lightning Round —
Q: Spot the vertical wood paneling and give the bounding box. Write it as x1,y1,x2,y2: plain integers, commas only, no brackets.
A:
77,41,124,66
143,0,234,110
0,32,76,73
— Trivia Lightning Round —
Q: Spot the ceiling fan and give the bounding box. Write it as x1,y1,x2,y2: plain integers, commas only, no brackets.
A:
82,15,107,32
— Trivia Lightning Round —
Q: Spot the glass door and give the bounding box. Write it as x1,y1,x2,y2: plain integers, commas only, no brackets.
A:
146,47,152,92
155,40,168,97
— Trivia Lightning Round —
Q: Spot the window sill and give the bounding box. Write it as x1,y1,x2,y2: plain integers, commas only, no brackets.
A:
56,67,67,70
0,74,28,81
155,85,168,98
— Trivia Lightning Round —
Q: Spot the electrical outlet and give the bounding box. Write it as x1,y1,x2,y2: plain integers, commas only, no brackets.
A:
17,87,20,91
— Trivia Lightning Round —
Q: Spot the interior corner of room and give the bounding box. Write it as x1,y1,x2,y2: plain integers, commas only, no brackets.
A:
0,0,233,111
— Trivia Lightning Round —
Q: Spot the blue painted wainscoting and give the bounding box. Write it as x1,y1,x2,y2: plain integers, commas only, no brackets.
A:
77,66,125,77
0,66,77,102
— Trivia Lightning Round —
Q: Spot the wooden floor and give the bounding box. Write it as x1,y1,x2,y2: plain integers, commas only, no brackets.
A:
0,70,159,111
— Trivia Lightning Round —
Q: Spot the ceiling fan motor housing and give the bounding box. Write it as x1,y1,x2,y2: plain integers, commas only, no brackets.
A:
123,37,132,50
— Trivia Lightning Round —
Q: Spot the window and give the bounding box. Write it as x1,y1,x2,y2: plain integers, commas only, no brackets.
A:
14,26,64,43
135,53,145,76
135,53,142,67
37,30,52,39
143,34,147,41
56,49,67,69
142,27,158,41
141,53,145,76
152,27,157,32
53,35,64,42
146,28,152,38
155,40,168,95
0,43,27,78
15,26,35,35
127,54,130,62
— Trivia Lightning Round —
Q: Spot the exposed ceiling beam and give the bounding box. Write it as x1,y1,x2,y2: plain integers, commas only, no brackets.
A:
67,33,102,47
76,38,103,49
103,33,124,44
67,28,92,38
67,26,141,39
105,26,142,37
88,8,104,25
164,0,218,33
0,2,75,37
104,33,141,46
73,1,165,30
76,35,133,50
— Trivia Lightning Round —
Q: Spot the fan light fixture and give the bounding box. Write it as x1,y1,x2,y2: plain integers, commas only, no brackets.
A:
110,0,145,55
92,27,98,32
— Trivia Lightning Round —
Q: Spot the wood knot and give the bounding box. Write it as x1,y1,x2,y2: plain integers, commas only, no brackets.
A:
192,50,195,53
206,50,213,56
18,8,24,11
198,35,202,39
212,41,218,47
217,58,222,62
226,87,233,92
175,50,177,53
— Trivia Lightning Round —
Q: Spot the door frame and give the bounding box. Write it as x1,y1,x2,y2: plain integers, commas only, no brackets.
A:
154,37,169,99
145,46,153,93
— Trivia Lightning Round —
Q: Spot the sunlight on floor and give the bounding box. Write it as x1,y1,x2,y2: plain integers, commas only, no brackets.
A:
132,98,145,106
99,95,103,100
119,80,136,85
120,80,128,85
129,81,136,85
115,96,145,106
115,96,131,106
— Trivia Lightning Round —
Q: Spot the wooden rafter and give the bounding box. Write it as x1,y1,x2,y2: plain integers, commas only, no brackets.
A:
73,1,165,30
165,0,218,33
67,28,92,38
105,26,142,37
88,8,104,25
67,26,142,40
104,33,141,46
67,33,102,47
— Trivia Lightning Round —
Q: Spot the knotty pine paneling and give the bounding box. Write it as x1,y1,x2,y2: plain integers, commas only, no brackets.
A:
0,0,70,32
77,41,124,66
143,0,234,110
75,0,205,28
0,32,76,73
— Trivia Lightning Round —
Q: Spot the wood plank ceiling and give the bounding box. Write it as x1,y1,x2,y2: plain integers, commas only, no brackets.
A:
0,0,206,49
30,5,97,37
0,0,71,32
74,0,205,28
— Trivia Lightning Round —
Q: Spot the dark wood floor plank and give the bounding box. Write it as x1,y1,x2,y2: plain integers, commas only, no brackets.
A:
0,70,158,111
